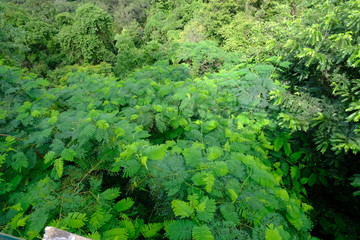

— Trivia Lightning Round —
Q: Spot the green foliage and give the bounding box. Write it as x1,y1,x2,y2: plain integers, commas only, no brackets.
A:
113,28,162,77
0,2,28,66
56,3,115,64
350,174,360,197
144,0,201,43
169,41,241,75
165,220,194,240
2,0,360,239
269,0,360,159
192,225,214,240
0,61,313,239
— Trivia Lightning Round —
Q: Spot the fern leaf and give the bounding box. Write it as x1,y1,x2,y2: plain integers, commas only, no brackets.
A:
89,176,102,194
207,147,223,160
171,199,194,218
101,188,121,201
80,124,97,139
114,198,135,212
276,189,289,201
196,197,216,222
26,209,48,238
165,220,194,240
96,119,110,130
9,213,29,230
273,137,284,151
183,147,202,167
192,225,214,240
44,151,56,164
54,158,64,178
213,162,229,177
89,208,107,230
141,223,163,238
103,228,128,240
203,173,215,193
119,220,136,239
290,166,300,180
144,144,167,160
155,114,167,133
265,224,282,240
12,152,28,172
61,148,77,162
87,231,101,240
115,127,125,138
227,189,238,203
220,203,240,225
64,212,86,228
251,168,275,188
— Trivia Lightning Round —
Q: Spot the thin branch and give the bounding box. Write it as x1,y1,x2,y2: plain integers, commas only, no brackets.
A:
0,133,23,141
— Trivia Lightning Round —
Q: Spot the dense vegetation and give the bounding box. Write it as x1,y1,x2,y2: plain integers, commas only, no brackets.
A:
1,0,359,239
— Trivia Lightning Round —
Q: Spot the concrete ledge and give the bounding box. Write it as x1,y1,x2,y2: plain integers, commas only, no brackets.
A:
0,232,24,240
42,227,91,240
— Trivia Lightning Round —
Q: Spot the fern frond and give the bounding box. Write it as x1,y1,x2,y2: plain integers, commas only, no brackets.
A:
44,151,56,164
196,197,216,222
171,199,194,218
63,212,87,228
54,158,64,178
87,231,101,240
206,147,223,160
143,144,167,160
61,148,77,162
192,225,214,240
265,224,282,240
26,209,48,237
12,152,28,172
165,220,194,240
220,203,240,225
89,208,107,230
119,220,136,239
140,223,163,238
183,147,202,167
114,198,135,212
103,228,128,240
100,188,121,201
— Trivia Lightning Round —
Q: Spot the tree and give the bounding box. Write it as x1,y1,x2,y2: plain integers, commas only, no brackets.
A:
56,3,115,64
0,2,28,66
